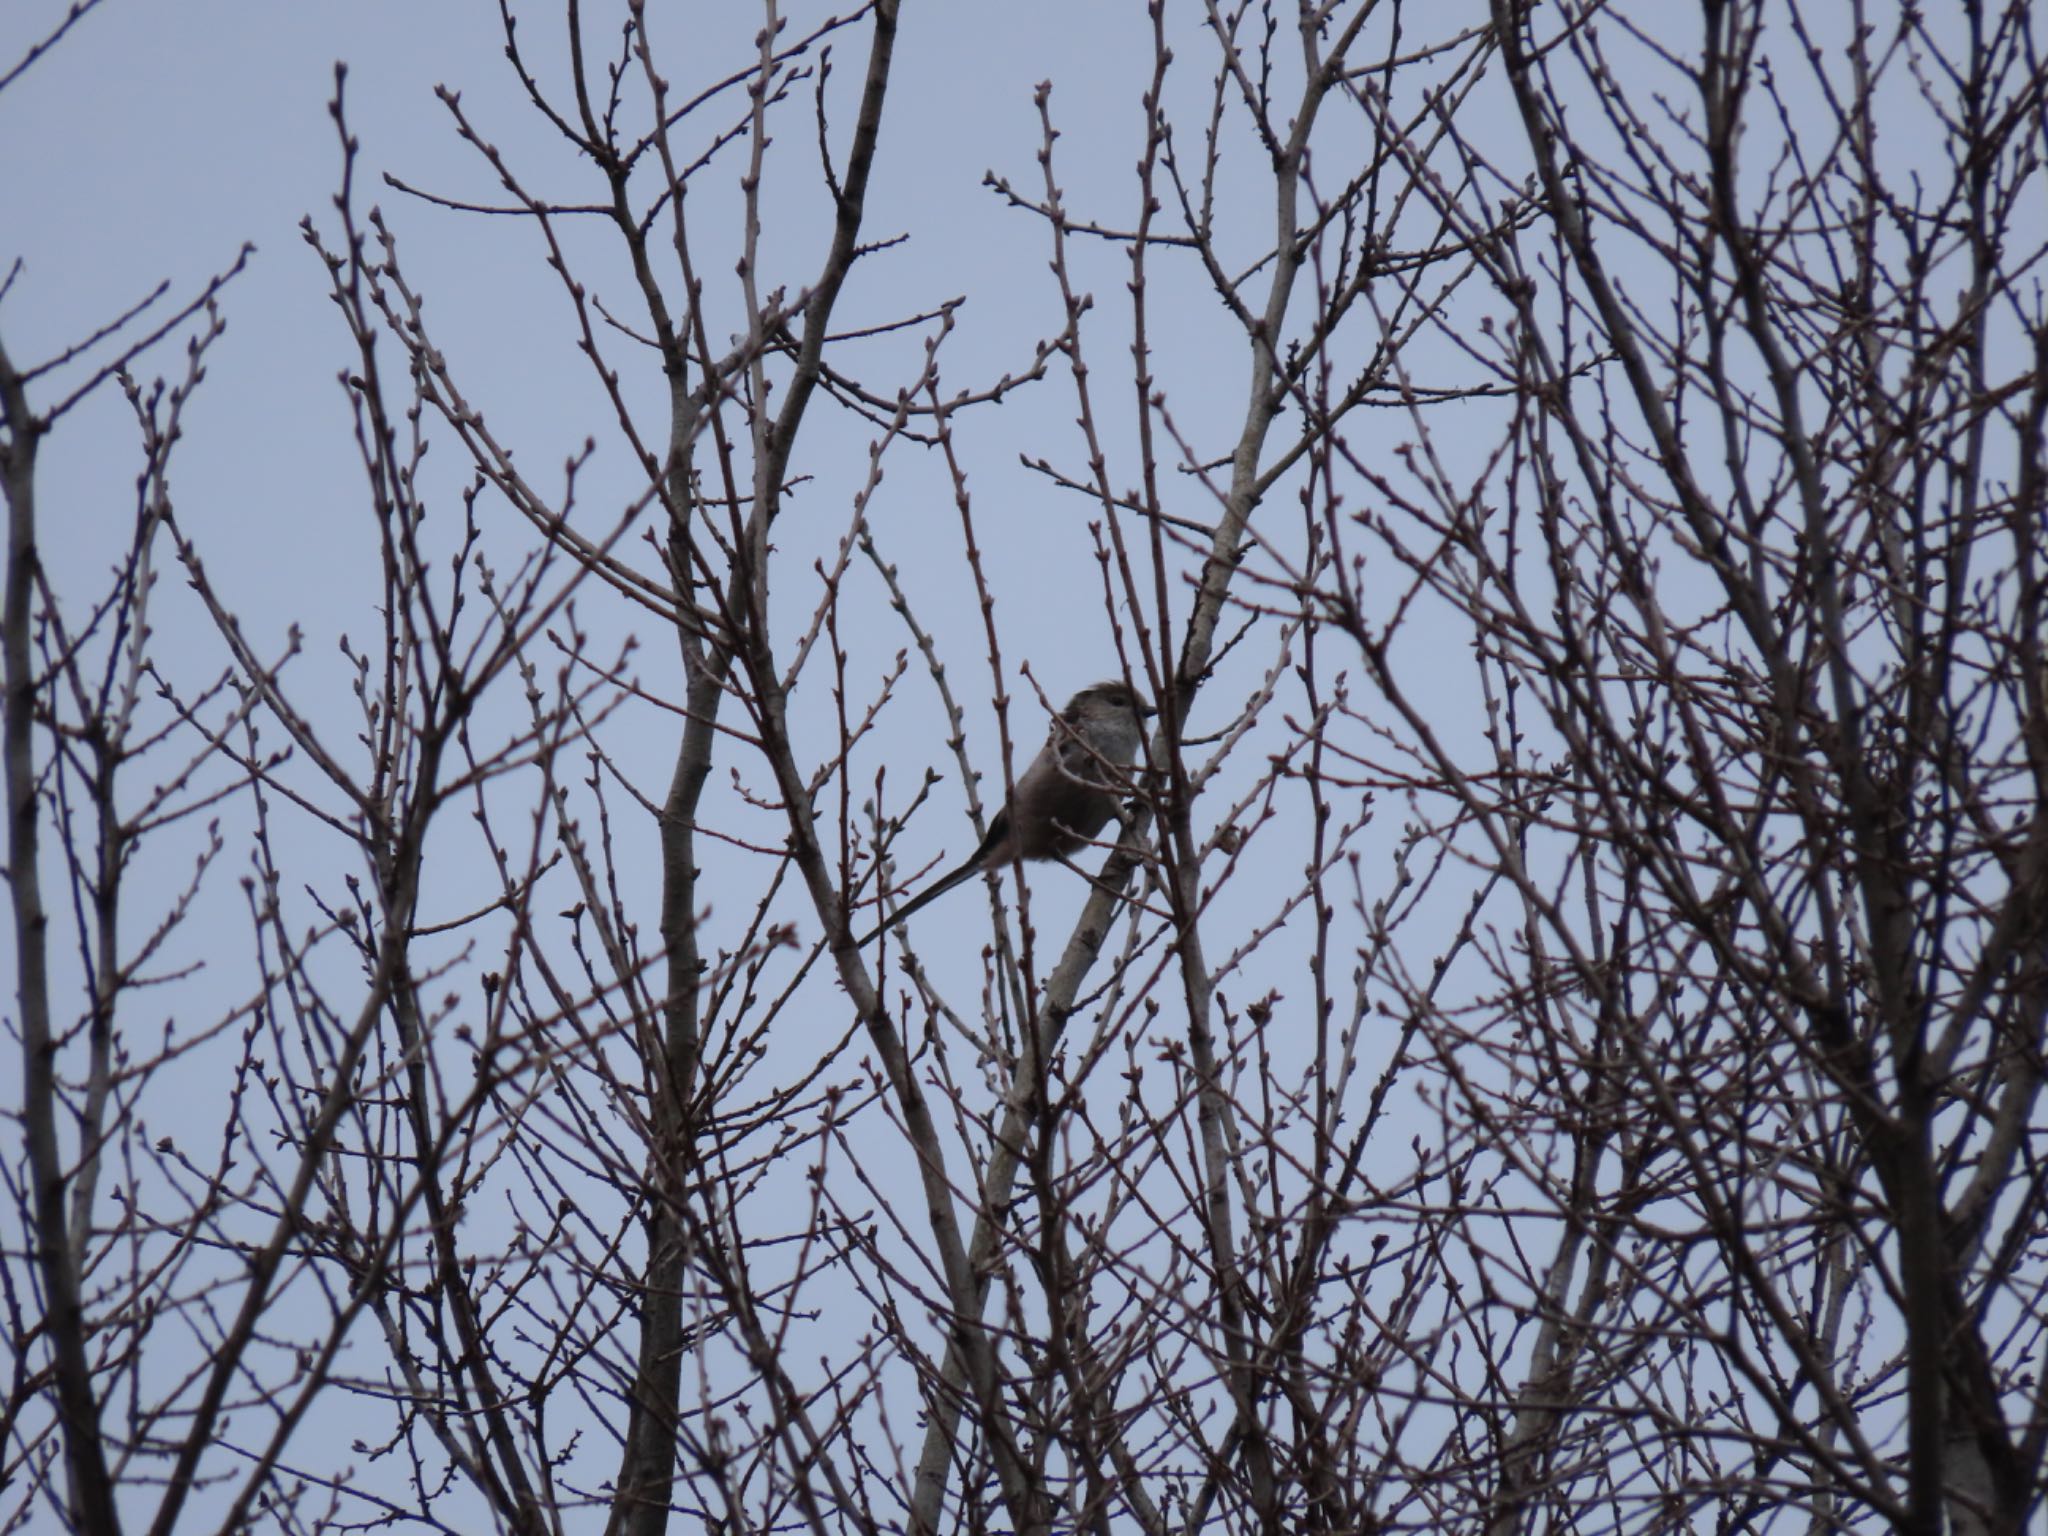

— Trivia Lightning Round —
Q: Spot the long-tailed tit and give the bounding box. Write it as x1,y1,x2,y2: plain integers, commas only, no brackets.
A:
858,680,1153,947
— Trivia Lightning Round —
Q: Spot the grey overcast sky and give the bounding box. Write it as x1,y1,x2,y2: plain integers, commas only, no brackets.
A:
4,0,1174,671
16,3,2048,1532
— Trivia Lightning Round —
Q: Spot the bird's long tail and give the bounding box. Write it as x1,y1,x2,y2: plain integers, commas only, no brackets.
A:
854,862,983,948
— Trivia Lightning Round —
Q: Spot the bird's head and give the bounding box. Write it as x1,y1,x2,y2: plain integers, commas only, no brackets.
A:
1070,679,1154,721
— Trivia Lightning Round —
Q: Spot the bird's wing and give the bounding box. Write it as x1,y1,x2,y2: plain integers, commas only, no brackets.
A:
1048,707,1107,785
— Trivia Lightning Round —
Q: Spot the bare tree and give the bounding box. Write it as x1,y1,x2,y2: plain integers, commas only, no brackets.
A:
4,2,2043,1534
1301,3,2048,1533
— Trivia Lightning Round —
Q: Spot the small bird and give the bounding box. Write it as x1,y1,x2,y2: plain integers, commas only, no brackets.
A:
858,679,1153,947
